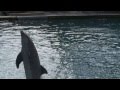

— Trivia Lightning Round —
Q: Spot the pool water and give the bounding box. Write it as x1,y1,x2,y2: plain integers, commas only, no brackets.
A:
1,17,120,79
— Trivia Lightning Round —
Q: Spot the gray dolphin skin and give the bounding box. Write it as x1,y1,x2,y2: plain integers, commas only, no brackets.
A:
16,31,48,79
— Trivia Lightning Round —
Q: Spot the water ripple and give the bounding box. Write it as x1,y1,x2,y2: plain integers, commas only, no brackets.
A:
1,18,120,79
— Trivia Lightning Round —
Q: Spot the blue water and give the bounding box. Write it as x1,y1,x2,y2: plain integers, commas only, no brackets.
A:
1,17,120,79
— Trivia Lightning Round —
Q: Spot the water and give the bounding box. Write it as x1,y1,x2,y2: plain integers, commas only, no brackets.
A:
1,17,120,79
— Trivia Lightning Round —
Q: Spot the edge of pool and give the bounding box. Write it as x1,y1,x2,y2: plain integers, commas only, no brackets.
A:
1,14,120,20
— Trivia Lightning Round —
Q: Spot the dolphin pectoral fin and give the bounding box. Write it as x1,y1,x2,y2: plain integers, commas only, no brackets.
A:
40,65,48,75
16,52,23,68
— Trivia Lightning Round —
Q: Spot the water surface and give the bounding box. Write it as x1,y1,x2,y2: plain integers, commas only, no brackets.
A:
0,18,120,79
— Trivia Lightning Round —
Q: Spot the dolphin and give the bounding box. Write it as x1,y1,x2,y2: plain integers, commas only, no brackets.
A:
16,31,47,79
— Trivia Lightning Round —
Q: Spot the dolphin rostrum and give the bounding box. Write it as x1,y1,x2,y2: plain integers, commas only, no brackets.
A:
16,31,47,79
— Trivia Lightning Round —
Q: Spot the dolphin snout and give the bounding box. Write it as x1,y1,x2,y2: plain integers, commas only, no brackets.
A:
20,31,28,38
20,31,25,35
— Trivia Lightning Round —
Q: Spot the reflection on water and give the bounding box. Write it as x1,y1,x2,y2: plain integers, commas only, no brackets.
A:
1,18,120,79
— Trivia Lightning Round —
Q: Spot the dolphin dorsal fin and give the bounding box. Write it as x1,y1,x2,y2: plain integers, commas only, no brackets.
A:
16,52,23,68
40,65,48,75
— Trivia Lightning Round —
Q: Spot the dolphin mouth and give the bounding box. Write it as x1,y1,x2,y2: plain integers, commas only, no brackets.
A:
20,31,29,42
21,31,28,38
21,31,25,36
20,31,33,46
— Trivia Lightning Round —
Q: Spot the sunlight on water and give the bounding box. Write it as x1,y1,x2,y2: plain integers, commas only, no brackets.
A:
1,18,120,79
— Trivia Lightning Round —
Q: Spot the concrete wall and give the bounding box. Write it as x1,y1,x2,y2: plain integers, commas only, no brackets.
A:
0,11,9,16
1,11,120,16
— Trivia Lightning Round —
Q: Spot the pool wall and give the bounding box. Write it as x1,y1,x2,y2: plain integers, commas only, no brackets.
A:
1,15,120,21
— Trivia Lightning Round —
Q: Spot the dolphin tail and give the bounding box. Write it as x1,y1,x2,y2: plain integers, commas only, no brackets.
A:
40,65,48,75
16,52,23,68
